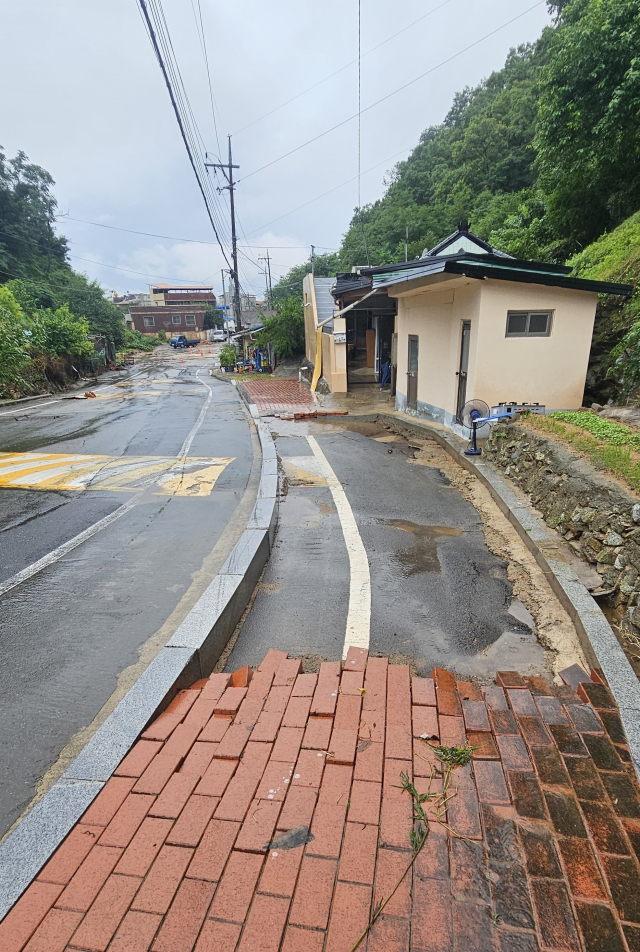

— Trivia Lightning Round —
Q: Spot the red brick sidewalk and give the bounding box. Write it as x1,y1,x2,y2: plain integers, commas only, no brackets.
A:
3,650,640,952
241,378,313,415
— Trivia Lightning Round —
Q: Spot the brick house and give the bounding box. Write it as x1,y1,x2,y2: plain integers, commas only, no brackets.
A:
130,284,216,342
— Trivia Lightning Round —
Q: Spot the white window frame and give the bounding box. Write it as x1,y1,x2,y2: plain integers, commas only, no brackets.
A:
505,310,553,338
172,314,182,325
143,316,155,327
185,314,196,326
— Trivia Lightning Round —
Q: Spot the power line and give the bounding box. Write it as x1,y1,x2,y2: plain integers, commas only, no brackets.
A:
57,215,334,249
190,0,222,156
233,0,454,136
242,143,416,237
357,0,370,267
137,0,232,269
239,1,544,183
0,226,216,284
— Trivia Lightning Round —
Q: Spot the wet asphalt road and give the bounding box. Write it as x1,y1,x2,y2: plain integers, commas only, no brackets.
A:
0,355,254,837
227,418,544,677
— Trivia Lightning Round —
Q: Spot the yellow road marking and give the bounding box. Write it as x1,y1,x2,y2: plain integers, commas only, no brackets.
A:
0,452,234,497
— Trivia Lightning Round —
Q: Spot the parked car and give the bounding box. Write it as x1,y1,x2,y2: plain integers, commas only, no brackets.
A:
212,328,226,342
170,335,200,349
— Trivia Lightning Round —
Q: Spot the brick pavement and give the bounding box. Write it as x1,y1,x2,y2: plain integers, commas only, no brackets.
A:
240,378,313,416
3,650,640,951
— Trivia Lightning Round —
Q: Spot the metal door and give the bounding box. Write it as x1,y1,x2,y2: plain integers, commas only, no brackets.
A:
407,335,419,410
456,321,471,421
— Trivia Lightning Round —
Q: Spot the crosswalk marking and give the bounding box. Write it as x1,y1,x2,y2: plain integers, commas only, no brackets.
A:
0,452,234,497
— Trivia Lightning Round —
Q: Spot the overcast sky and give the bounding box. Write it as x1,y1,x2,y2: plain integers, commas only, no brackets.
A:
2,0,551,298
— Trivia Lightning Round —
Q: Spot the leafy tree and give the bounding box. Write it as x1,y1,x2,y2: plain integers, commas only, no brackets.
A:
255,297,305,359
0,148,68,281
0,285,30,393
204,303,224,329
30,304,94,359
536,0,640,248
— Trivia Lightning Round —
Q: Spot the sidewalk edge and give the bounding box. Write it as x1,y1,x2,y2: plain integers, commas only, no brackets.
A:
0,383,278,922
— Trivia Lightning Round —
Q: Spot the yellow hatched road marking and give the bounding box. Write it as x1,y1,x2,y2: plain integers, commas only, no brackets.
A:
0,452,234,497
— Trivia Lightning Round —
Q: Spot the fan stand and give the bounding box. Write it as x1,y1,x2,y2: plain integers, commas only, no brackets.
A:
464,420,482,456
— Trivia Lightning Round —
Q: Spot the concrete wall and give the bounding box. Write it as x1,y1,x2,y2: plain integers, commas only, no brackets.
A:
392,277,597,424
303,274,317,366
320,316,347,393
394,282,480,425
473,282,597,410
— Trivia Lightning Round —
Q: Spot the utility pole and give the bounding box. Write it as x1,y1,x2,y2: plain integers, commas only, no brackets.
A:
258,251,273,309
311,244,315,275
221,269,229,341
206,136,242,331
405,226,409,263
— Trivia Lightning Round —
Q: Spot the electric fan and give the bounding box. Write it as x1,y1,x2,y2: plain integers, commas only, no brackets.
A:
460,399,490,456
460,399,523,456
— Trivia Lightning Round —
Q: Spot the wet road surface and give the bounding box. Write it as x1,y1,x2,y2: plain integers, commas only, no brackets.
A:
0,355,255,836
227,417,544,676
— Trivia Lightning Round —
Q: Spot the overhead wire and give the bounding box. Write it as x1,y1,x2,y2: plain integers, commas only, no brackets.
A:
357,0,370,266
138,0,233,268
233,0,454,136
242,143,416,237
239,1,544,183
190,0,222,157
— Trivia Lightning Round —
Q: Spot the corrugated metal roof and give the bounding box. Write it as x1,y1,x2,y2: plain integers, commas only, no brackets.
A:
313,277,336,321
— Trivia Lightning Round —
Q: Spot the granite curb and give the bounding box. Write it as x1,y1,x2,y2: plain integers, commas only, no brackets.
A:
373,410,640,780
0,383,279,922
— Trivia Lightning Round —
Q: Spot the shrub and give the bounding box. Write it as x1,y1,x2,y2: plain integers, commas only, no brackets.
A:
255,297,304,360
30,304,94,359
219,343,237,369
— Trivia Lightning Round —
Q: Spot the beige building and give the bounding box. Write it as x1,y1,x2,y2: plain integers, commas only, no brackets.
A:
327,224,631,428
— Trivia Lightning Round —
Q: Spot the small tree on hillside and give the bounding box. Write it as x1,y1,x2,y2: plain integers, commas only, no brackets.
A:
255,297,304,360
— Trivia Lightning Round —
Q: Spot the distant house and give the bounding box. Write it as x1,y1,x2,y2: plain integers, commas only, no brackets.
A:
130,283,216,341
318,222,631,425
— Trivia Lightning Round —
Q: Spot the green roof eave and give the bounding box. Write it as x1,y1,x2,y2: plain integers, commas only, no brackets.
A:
371,256,632,297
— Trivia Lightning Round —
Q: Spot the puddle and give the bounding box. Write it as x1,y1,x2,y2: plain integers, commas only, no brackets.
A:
280,457,328,487
278,493,330,529
447,629,547,679
379,518,464,575
508,598,535,629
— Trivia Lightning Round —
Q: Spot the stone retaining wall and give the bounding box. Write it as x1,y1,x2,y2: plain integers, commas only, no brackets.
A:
485,422,640,635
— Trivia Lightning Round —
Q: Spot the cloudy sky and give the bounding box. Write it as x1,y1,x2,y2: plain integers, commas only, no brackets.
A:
2,0,551,298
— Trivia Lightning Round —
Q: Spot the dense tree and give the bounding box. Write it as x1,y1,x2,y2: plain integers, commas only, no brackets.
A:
0,148,125,348
536,0,640,249
0,149,68,281
271,252,340,304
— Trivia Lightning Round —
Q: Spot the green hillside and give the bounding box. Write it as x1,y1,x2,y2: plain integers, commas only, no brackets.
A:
570,212,640,402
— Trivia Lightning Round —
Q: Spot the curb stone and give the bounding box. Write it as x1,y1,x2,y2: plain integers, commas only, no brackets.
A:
371,410,640,781
0,383,278,922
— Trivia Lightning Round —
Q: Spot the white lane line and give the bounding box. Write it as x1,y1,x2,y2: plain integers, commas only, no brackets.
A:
0,369,210,595
0,382,120,418
178,371,212,459
0,399,61,418
0,493,143,599
306,435,370,658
